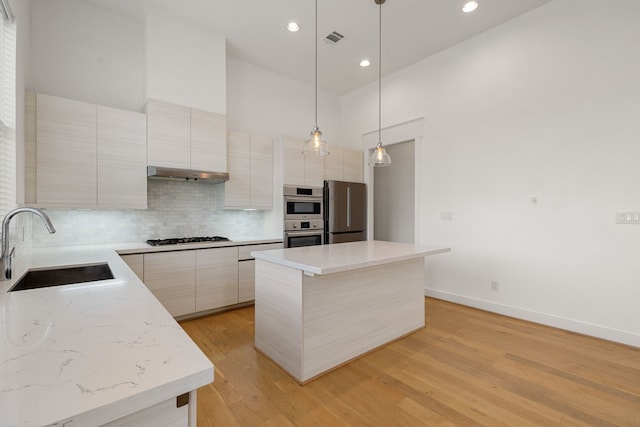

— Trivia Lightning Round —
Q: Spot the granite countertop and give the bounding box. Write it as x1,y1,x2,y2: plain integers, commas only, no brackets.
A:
251,240,451,275
0,244,214,426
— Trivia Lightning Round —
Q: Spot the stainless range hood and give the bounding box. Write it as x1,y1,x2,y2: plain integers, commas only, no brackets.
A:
147,166,229,183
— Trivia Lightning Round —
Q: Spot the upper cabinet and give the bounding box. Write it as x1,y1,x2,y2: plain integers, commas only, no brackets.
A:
325,147,364,183
97,106,147,209
146,99,227,172
281,137,364,186
282,136,324,187
35,94,97,206
225,130,273,209
26,92,147,208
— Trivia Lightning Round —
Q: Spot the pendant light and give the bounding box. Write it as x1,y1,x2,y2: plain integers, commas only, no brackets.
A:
369,0,392,167
303,0,330,157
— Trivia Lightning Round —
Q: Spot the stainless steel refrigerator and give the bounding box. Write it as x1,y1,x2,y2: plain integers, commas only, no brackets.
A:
324,180,367,244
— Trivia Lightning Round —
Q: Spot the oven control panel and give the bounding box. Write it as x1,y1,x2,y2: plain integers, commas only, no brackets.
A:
284,220,324,231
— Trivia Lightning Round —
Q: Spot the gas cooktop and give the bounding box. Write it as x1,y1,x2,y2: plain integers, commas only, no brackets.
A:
146,236,230,246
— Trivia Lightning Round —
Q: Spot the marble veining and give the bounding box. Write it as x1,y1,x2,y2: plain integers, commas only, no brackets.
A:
251,240,452,275
0,245,214,426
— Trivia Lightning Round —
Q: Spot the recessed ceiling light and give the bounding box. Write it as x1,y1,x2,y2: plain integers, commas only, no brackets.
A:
462,1,478,13
360,59,371,67
287,22,300,32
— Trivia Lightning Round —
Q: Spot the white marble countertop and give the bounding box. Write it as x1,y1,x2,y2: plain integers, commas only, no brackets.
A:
116,237,282,255
251,240,451,275
0,244,214,426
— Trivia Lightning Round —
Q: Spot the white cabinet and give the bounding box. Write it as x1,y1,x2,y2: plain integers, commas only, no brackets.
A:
139,243,281,317
146,100,190,169
98,106,147,208
29,92,147,208
324,146,364,183
146,99,227,172
191,108,227,173
102,395,189,427
343,148,364,183
143,251,196,317
282,136,324,187
237,243,283,303
225,131,273,209
195,247,239,312
36,94,97,206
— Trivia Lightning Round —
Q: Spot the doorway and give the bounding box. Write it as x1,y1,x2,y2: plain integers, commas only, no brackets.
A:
373,140,415,243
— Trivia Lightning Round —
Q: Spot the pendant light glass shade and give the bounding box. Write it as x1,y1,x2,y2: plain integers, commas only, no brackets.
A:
304,125,329,156
369,141,391,167
303,0,329,157
368,0,391,167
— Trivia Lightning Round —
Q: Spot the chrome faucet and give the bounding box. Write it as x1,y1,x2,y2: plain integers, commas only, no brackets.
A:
1,207,56,280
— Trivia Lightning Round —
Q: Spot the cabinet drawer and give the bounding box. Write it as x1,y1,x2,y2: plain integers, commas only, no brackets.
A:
238,243,282,260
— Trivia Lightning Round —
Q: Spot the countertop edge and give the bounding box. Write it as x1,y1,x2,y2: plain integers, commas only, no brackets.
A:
252,242,451,275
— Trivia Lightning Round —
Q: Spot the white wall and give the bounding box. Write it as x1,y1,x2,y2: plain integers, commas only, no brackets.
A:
341,0,640,346
28,0,144,111
226,57,341,145
145,10,225,114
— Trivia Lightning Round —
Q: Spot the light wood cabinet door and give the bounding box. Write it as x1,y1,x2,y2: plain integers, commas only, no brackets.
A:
304,153,325,187
237,242,282,303
282,136,305,185
250,134,273,209
36,93,97,206
102,396,188,427
190,108,227,172
97,106,147,209
195,247,239,312
144,251,196,317
323,146,343,181
224,130,251,208
120,254,144,281
238,260,255,303
343,148,364,183
146,100,190,169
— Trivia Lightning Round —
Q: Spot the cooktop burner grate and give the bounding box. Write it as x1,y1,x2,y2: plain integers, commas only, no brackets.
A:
146,236,230,246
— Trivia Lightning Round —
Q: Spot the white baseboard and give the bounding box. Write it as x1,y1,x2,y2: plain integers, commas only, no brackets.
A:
425,288,639,348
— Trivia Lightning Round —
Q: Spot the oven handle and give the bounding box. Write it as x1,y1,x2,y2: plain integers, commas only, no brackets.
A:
284,230,324,237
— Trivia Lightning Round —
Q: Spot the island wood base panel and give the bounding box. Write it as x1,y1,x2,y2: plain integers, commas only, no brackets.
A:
254,257,426,383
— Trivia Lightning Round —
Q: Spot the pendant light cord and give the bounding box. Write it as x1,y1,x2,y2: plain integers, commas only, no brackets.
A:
378,1,382,144
314,0,318,128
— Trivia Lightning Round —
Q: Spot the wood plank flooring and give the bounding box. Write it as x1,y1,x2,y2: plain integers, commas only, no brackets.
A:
180,298,640,426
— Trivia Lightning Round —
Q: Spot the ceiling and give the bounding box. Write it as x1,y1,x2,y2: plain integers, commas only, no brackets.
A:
80,0,552,95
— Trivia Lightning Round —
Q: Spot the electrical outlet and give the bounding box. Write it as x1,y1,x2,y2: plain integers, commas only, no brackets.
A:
491,280,499,291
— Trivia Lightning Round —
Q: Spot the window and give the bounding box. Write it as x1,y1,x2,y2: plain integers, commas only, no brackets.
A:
0,0,16,217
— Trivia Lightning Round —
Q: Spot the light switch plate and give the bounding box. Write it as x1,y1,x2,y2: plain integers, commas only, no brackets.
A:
616,211,640,224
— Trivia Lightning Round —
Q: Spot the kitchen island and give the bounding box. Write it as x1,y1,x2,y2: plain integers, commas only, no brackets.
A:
251,240,450,384
0,244,213,427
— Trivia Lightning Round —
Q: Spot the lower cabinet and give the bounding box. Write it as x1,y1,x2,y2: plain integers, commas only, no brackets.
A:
131,243,281,318
102,394,189,427
143,251,196,317
238,260,256,303
120,254,144,281
195,247,239,312
238,243,283,303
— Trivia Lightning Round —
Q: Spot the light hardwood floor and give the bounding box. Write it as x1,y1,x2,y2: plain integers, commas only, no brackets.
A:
180,298,640,426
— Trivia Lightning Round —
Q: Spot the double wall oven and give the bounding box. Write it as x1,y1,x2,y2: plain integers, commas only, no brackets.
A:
283,185,324,248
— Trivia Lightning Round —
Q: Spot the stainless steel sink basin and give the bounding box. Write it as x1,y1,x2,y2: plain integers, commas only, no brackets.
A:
9,263,114,292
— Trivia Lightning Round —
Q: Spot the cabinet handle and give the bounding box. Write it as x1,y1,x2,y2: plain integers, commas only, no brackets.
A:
176,392,190,408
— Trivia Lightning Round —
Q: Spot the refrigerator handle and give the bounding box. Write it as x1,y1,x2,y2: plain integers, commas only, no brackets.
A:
347,185,351,228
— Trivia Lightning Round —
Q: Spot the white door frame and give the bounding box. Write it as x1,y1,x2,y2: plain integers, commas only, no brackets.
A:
362,117,424,244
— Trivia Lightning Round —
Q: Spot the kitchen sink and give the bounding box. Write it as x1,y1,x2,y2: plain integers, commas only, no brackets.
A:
9,263,114,292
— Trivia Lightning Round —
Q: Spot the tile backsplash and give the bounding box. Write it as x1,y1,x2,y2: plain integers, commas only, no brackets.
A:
31,179,271,247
